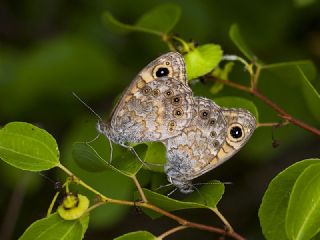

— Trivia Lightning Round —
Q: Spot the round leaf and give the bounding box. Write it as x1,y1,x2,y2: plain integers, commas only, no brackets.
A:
185,44,223,80
259,159,320,240
286,163,320,240
19,213,87,240
0,122,59,171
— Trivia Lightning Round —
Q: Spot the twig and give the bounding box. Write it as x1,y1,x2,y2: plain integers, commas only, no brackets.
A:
158,226,188,239
58,164,246,240
210,208,234,233
131,175,148,203
207,76,320,137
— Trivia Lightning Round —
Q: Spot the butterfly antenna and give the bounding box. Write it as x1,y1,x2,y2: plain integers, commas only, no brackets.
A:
193,181,233,186
72,92,103,122
167,187,178,197
155,182,173,191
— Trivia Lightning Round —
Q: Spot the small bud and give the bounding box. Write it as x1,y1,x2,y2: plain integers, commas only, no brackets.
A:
57,193,89,220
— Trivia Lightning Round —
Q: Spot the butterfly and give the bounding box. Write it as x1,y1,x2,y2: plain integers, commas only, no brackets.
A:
97,52,256,193
97,52,194,147
163,96,256,193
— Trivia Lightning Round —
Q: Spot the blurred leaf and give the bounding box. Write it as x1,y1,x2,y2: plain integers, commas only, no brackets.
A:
258,60,318,123
259,159,320,240
144,142,167,173
103,3,181,36
294,0,316,7
210,62,234,94
0,122,59,171
286,163,320,240
185,44,223,80
19,213,86,240
298,66,320,121
2,37,118,116
136,3,181,34
137,180,224,218
229,24,256,61
114,231,156,240
214,96,259,121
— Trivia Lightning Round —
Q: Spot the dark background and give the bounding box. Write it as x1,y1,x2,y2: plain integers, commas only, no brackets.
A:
0,0,320,239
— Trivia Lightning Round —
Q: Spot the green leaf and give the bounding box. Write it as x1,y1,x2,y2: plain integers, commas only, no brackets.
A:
114,231,156,240
72,142,109,172
298,66,320,122
214,96,259,121
19,213,85,240
210,62,234,94
143,142,167,173
0,122,59,171
103,4,181,36
137,181,224,218
229,24,256,61
111,143,147,177
72,141,147,177
136,3,181,34
259,159,320,240
286,163,320,240
185,44,223,80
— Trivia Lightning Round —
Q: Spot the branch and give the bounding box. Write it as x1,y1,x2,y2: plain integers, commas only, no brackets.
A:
206,76,320,137
58,164,246,240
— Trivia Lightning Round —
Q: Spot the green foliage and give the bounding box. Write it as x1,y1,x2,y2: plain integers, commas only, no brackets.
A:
259,159,320,240
114,231,156,240
19,213,89,240
286,163,320,240
229,24,256,62
184,44,223,80
0,122,59,171
137,181,224,219
102,3,181,36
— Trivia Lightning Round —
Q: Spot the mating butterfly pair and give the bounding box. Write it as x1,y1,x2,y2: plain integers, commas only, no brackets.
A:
97,52,256,193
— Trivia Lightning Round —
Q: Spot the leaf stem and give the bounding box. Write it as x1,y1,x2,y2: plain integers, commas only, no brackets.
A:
207,76,320,137
210,208,234,232
158,226,188,239
131,175,148,203
47,191,60,216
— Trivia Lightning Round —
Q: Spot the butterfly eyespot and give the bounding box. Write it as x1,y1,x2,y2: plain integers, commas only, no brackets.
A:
155,67,170,77
209,119,216,125
199,110,209,119
213,141,220,147
210,131,216,138
165,61,170,65
171,96,182,105
165,90,174,97
141,86,152,95
152,89,160,97
228,124,245,141
173,108,184,118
